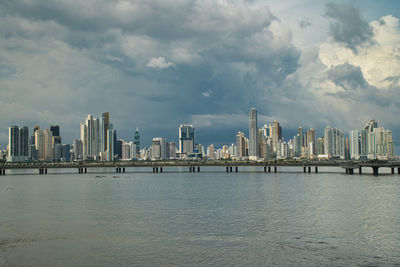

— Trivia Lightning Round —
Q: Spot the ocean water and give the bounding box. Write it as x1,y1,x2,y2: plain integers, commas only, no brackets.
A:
1,166,400,266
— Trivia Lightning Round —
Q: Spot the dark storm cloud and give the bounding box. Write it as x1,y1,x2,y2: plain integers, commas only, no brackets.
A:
327,63,367,90
325,2,374,52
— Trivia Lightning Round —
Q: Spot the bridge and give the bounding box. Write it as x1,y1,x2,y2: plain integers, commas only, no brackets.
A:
1,160,400,176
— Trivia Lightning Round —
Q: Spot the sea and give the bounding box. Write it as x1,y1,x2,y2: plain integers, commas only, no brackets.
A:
1,166,400,266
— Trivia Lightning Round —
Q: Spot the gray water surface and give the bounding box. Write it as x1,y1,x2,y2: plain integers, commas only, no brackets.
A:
1,167,400,266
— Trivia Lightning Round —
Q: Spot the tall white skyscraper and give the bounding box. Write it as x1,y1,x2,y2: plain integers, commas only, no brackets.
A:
249,108,258,160
349,130,360,159
324,125,345,159
106,123,114,161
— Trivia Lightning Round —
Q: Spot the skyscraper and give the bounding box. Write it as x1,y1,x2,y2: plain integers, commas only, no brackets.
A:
298,126,304,148
35,129,45,160
73,139,83,160
349,130,360,159
249,108,258,160
50,125,60,138
324,126,345,159
134,128,140,158
7,126,29,162
106,123,114,161
43,129,53,161
100,112,110,153
236,131,246,159
179,124,195,156
151,137,165,160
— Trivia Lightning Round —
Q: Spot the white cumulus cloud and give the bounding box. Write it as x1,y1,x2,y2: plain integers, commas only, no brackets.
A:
146,57,175,69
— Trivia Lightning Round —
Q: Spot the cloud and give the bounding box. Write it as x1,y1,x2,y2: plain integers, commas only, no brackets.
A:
0,0,302,147
325,2,374,52
146,57,175,69
299,18,312,29
320,15,400,89
327,63,367,90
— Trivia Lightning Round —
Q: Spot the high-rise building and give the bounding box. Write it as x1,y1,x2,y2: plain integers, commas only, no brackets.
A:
249,108,258,160
298,126,304,148
316,137,324,155
92,118,99,158
367,127,394,160
134,128,140,158
169,142,176,159
324,126,344,159
50,125,60,138
293,134,300,157
80,122,88,159
349,130,360,159
306,128,316,157
43,129,53,161
179,125,195,155
73,139,83,160
207,144,215,159
100,112,110,153
236,131,246,159
7,126,29,162
35,129,45,160
106,123,114,161
270,120,282,154
151,137,166,160
122,141,131,160
61,144,71,162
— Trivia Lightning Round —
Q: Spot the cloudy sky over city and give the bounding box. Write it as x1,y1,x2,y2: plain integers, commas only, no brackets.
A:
1,0,400,148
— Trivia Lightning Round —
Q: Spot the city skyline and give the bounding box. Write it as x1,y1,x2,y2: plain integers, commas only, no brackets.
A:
1,1,400,151
1,111,398,152
3,108,396,162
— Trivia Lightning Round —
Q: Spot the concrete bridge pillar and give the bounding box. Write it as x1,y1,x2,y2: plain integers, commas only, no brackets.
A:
372,166,379,176
391,168,394,174
315,167,318,173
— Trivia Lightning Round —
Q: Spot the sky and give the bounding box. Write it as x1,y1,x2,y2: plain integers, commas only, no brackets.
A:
1,0,400,149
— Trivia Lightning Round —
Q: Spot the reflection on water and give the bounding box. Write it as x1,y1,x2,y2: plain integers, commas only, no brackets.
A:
1,167,400,266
